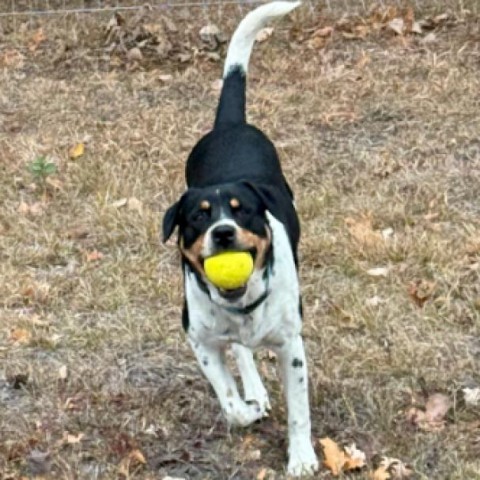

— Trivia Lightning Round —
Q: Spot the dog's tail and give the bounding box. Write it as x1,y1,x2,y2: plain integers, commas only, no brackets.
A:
214,1,300,129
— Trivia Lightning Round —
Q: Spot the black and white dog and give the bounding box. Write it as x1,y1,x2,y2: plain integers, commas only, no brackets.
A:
163,2,318,475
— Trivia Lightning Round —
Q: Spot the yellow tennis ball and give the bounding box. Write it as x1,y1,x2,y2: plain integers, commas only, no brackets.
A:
204,251,254,290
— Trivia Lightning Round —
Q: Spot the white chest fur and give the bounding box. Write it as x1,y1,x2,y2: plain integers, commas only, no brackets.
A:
185,212,302,350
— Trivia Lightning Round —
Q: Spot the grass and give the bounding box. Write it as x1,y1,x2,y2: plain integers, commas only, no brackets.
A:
1,1,480,479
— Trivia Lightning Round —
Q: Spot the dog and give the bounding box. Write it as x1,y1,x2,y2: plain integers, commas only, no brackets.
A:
163,2,318,476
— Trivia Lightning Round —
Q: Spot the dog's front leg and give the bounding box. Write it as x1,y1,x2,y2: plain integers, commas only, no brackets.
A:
189,338,265,427
275,334,319,476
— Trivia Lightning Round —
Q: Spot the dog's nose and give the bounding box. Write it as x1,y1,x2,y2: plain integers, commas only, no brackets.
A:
212,225,236,248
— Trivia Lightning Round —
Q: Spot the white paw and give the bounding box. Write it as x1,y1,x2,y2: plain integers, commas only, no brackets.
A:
245,385,271,414
225,400,265,427
287,441,319,477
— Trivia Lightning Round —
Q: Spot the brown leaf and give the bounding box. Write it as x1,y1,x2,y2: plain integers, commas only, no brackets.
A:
319,437,347,476
84,250,104,262
65,432,84,444
371,456,414,479
127,47,143,62
312,26,334,38
344,443,367,470
345,214,384,249
388,18,405,35
407,279,436,308
9,328,31,344
69,143,85,159
29,29,47,52
406,393,450,431
425,393,451,423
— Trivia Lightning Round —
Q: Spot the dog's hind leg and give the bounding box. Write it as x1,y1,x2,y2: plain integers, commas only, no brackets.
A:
232,343,271,414
189,338,264,427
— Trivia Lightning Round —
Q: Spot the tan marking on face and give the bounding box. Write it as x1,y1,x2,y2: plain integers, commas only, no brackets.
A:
236,227,272,270
230,198,240,209
180,234,206,276
200,200,210,210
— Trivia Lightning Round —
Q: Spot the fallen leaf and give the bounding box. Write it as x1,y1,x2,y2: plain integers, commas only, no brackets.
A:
365,296,384,307
411,21,423,34
159,74,173,82
65,226,90,240
65,432,84,444
111,198,128,208
256,27,274,43
118,449,147,476
84,250,103,262
127,197,143,214
18,201,46,216
406,393,450,431
256,468,267,480
58,365,68,380
312,26,334,38
344,443,367,470
46,177,64,191
425,393,451,423
127,47,143,62
371,456,414,479
69,143,85,159
463,387,480,406
407,279,436,308
29,29,47,52
320,437,347,475
388,18,405,35
345,214,384,249
9,328,32,344
367,266,390,277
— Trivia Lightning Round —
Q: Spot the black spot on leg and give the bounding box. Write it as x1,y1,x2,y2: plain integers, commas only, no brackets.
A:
299,377,304,383
202,357,209,367
210,309,216,317
298,295,303,320
292,358,303,368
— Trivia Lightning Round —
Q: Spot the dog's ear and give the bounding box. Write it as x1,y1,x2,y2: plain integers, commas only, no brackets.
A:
240,181,282,215
162,200,181,243
163,191,190,242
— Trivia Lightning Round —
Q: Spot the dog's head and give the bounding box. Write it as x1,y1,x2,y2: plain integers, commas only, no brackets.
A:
163,181,276,299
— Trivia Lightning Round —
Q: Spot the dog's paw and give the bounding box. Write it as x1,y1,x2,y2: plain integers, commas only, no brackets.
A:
287,442,319,477
225,400,265,427
245,385,271,414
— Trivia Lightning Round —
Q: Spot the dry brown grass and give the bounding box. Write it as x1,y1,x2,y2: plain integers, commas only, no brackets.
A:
1,2,480,479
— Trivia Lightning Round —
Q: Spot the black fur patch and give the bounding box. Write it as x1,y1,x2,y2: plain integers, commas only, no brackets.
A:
292,358,303,368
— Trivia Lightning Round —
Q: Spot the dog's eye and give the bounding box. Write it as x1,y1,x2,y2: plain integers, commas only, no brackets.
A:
193,210,209,222
232,204,248,218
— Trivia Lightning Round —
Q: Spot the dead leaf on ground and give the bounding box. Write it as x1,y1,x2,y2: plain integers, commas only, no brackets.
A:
1,49,25,68
345,214,384,249
407,279,436,308
118,449,147,476
463,387,480,406
370,456,414,479
58,365,68,380
388,18,405,35
256,27,274,43
9,328,32,344
18,201,46,216
29,29,47,52
84,250,104,262
320,437,366,476
407,392,451,431
367,266,390,277
69,143,85,159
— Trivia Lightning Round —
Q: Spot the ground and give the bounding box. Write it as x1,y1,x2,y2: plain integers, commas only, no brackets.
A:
0,1,479,479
